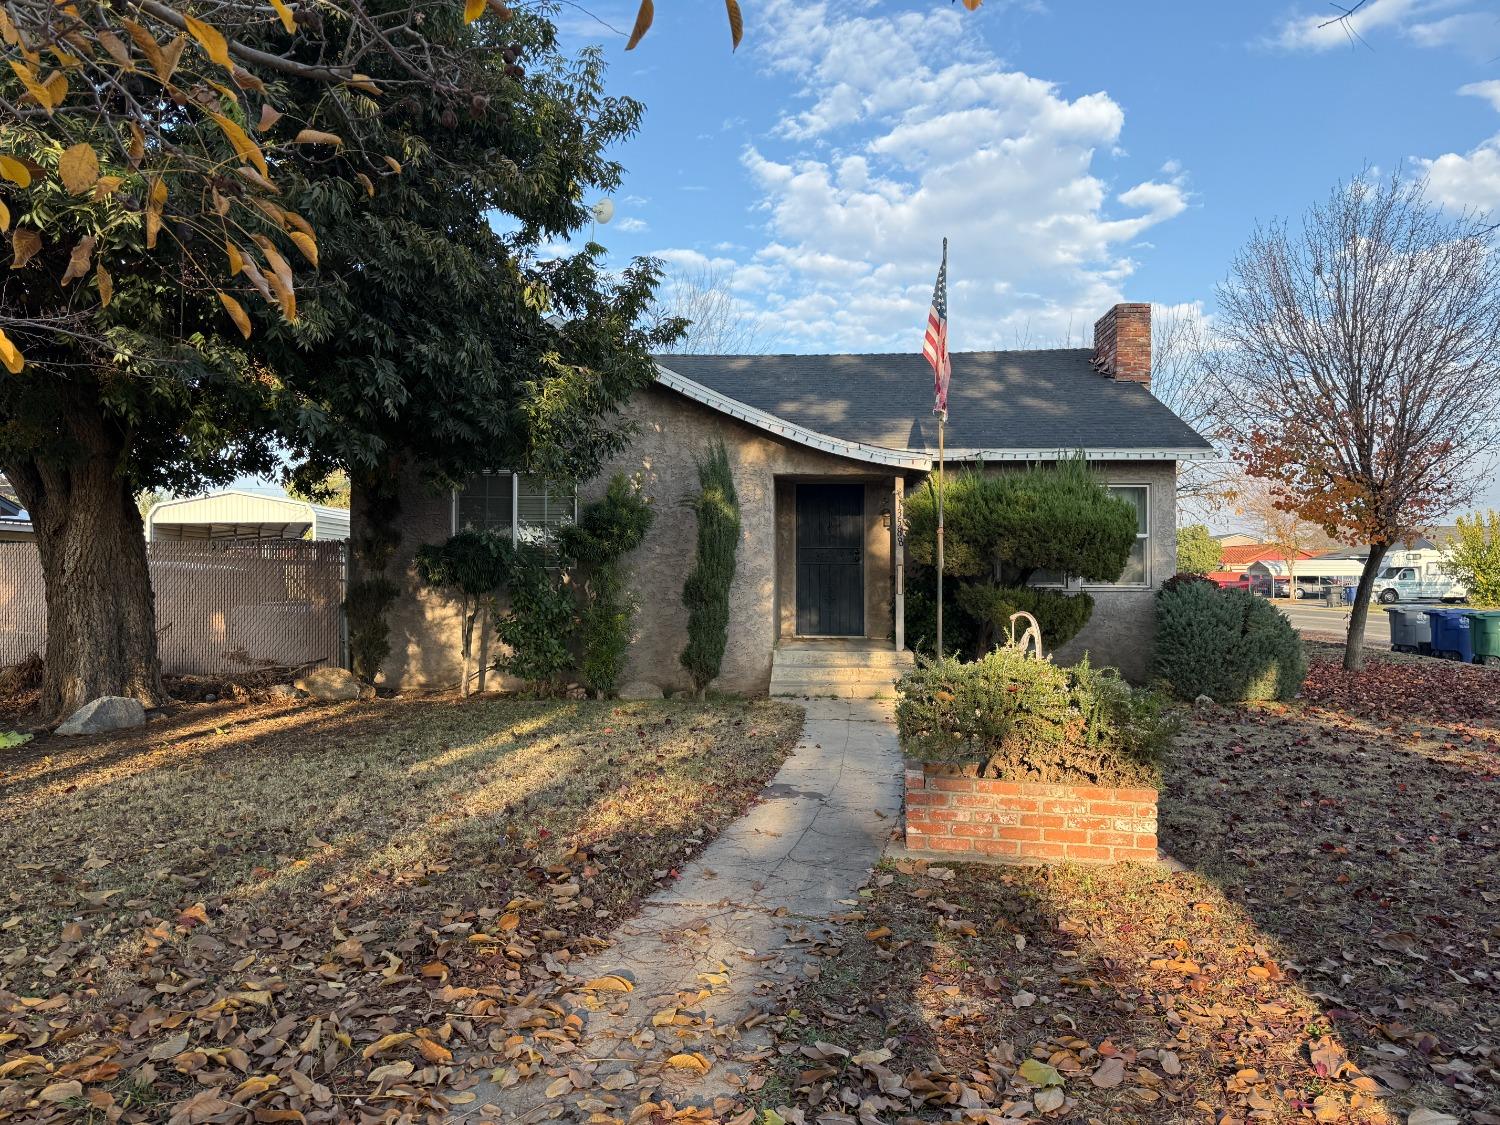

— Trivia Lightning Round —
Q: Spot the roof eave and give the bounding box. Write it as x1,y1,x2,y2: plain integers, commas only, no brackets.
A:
940,446,1217,463
653,364,932,471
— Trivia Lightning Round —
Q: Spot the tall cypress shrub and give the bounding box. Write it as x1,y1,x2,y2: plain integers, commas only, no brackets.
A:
680,442,740,698
559,474,656,698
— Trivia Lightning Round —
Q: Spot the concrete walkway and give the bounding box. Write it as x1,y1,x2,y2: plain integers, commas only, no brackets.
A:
464,697,902,1122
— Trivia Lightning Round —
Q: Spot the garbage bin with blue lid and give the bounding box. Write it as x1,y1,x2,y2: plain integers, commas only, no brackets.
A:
1424,608,1475,662
1385,606,1432,654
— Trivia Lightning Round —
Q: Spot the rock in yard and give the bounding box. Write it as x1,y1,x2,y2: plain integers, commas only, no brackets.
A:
1194,694,1218,708
617,681,664,700
293,667,365,702
55,696,146,736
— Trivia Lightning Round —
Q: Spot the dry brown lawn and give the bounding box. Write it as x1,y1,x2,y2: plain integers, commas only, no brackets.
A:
754,649,1499,1124
0,693,802,1122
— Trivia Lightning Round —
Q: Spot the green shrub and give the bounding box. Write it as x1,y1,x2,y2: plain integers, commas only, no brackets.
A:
1151,582,1307,702
1160,572,1218,595
493,558,574,694
895,647,1176,787
680,441,740,698
904,459,1136,656
414,529,512,695
560,474,656,697
954,584,1095,651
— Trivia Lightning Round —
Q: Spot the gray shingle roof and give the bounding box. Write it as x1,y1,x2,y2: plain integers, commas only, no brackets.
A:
655,349,1212,455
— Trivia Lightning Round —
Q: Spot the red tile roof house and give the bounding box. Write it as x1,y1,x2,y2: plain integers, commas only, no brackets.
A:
1218,543,1316,572
357,303,1213,695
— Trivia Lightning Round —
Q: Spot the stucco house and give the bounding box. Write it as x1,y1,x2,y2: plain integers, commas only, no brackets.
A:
363,303,1213,694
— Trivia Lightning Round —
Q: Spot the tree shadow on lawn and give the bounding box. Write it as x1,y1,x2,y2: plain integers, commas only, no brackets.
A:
0,694,803,1119
753,855,1398,1123
1160,675,1500,1120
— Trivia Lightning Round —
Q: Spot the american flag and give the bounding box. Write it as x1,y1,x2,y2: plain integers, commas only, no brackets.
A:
923,239,951,418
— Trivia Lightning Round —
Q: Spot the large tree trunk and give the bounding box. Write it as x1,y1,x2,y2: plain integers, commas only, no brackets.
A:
4,431,165,722
1344,542,1392,672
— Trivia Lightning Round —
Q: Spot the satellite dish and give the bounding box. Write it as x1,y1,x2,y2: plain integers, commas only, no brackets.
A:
590,198,615,224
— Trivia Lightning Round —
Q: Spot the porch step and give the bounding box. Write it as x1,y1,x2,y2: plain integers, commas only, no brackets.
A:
769,641,914,699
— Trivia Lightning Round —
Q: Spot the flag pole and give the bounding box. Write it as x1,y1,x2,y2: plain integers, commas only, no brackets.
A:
936,409,945,659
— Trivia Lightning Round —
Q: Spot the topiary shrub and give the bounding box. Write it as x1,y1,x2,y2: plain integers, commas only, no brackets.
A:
904,458,1137,657
559,474,655,698
954,584,1096,651
895,647,1176,787
1152,582,1307,703
493,557,575,695
680,441,740,698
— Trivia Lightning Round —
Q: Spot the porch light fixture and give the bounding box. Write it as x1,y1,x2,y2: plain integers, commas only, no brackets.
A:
880,501,892,529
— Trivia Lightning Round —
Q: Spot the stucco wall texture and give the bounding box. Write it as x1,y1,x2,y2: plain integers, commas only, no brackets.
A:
366,390,1179,694
374,385,903,695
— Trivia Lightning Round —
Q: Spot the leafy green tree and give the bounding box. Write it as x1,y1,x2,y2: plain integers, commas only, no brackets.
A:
1442,511,1500,607
1,3,676,718
414,529,512,695
559,474,655,698
268,15,677,680
681,441,739,698
904,460,1137,657
1175,524,1222,576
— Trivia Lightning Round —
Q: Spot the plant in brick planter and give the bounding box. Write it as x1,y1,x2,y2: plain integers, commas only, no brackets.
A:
895,646,1177,863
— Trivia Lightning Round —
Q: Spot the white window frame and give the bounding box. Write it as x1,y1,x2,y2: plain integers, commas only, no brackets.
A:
1082,483,1151,590
450,472,578,551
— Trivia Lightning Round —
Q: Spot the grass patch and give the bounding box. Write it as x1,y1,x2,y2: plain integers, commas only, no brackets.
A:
0,693,802,1120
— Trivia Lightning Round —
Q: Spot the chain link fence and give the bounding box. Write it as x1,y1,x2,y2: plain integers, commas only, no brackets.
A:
0,540,346,676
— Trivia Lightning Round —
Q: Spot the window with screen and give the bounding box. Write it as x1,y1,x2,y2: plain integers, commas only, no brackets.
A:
454,473,574,554
456,471,513,536
516,476,576,555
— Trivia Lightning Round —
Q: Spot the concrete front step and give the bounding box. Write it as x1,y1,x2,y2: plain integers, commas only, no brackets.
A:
771,664,910,686
772,648,914,668
769,641,914,699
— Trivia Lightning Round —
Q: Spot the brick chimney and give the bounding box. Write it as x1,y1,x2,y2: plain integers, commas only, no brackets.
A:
1092,303,1151,387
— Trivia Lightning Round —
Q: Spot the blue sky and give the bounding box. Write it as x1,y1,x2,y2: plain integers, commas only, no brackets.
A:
552,0,1500,512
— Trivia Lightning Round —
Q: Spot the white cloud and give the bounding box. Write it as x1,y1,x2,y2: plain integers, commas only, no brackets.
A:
615,216,649,233
651,0,1188,352
1417,140,1500,211
1272,0,1500,57
1460,80,1500,113
1411,84,1500,213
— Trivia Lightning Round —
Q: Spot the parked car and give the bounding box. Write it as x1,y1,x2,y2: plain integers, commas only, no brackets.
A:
1292,575,1348,600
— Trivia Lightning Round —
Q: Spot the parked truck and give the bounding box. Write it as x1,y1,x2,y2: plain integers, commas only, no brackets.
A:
1374,561,1466,604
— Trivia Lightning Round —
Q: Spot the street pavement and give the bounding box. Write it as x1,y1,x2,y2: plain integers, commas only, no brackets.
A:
1274,597,1428,649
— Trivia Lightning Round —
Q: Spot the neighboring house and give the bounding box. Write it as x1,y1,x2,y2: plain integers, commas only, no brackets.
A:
364,303,1213,692
1219,542,1315,573
0,485,32,543
145,489,350,543
1212,531,1260,549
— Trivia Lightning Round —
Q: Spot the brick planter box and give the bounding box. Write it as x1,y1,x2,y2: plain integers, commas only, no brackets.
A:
904,762,1158,864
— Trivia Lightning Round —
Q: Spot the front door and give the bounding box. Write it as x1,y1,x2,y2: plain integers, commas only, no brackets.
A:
796,483,864,636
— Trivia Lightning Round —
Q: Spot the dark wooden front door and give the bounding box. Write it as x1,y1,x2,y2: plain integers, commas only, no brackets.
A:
796,483,864,636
